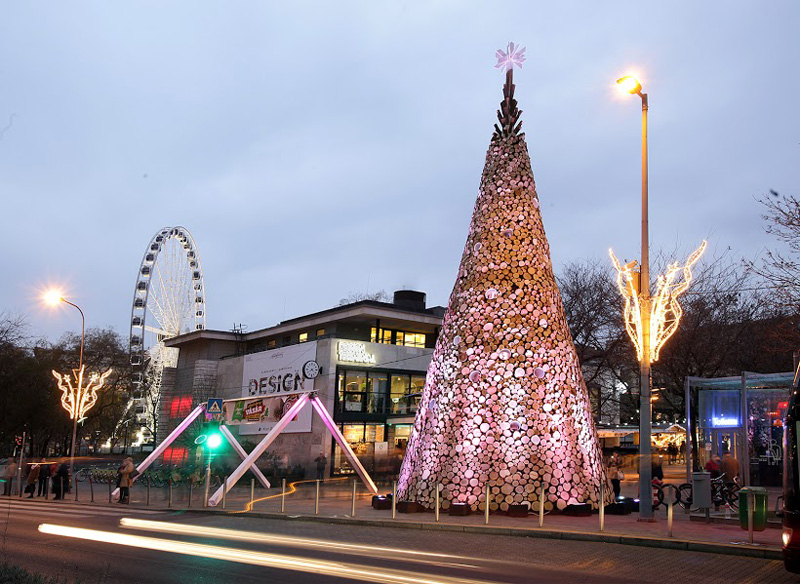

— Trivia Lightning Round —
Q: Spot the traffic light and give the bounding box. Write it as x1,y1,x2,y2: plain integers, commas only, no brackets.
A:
206,432,223,451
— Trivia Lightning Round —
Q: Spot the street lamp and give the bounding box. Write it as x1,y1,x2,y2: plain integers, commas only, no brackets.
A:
44,290,111,476
610,77,706,521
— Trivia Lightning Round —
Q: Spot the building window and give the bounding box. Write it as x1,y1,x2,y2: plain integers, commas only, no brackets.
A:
282,336,291,346
316,328,325,337
339,370,367,412
299,332,308,343
370,327,425,348
333,423,387,475
267,339,277,349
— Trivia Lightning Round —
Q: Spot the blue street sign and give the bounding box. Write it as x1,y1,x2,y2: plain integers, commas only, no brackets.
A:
206,398,223,415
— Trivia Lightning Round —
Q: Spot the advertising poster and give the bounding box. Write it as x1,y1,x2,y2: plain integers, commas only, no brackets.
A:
232,342,320,434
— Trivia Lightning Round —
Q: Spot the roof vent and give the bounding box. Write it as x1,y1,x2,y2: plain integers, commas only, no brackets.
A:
393,290,426,311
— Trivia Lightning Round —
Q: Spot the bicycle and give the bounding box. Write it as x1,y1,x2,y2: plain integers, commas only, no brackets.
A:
676,473,740,511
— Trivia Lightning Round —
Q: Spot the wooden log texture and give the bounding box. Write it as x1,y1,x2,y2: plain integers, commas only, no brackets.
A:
397,84,613,513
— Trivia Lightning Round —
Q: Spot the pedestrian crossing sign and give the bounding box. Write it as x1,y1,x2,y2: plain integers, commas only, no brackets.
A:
206,398,223,415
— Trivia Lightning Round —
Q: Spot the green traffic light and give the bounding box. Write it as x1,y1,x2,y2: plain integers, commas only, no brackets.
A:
206,433,223,450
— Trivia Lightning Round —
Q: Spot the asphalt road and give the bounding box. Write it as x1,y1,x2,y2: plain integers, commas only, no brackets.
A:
0,497,796,584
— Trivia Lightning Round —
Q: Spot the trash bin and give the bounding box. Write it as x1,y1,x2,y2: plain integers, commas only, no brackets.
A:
692,472,712,509
738,486,768,531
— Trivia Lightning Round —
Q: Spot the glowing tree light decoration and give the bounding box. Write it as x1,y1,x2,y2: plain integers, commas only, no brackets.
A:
397,44,612,513
52,366,113,422
609,241,707,363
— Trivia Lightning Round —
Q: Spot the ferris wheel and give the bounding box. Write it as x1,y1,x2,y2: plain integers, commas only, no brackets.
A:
129,227,206,422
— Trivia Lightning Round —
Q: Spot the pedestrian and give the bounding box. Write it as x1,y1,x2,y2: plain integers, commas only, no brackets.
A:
720,453,740,482
705,454,721,479
2,460,17,496
607,450,623,498
52,463,69,500
314,452,327,481
25,462,40,498
117,457,135,504
37,458,51,497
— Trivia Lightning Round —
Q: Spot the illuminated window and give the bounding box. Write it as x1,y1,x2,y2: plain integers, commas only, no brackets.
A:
299,332,308,343
267,339,277,349
381,329,392,344
395,331,405,346
370,327,378,342
316,328,325,337
404,333,426,348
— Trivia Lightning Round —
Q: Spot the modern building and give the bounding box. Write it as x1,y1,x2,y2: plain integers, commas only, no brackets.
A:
158,290,444,478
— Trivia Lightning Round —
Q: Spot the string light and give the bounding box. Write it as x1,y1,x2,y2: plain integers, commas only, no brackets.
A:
609,240,707,362
52,365,113,420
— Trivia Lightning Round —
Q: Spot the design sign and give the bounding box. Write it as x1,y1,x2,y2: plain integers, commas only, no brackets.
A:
244,342,319,398
337,341,376,365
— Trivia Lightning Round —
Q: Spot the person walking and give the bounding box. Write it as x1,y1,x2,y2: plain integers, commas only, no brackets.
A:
720,453,740,482
37,458,51,497
52,463,69,500
2,460,17,496
117,457,135,504
314,452,327,481
607,450,623,498
25,462,40,498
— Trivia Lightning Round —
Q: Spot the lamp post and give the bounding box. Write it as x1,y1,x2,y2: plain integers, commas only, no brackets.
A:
617,75,654,521
44,291,85,476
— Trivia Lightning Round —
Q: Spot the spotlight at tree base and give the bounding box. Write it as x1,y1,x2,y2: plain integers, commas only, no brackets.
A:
617,75,642,95
43,289,64,306
609,240,707,363
52,366,113,420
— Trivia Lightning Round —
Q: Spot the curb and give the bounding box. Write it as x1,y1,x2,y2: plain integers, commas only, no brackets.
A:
11,497,781,561
185,507,783,561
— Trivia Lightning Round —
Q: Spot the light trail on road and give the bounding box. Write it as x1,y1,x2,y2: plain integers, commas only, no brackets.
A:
38,523,501,584
235,477,348,513
119,517,477,568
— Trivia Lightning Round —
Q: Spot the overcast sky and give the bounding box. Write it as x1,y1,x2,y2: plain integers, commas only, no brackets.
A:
1,1,798,342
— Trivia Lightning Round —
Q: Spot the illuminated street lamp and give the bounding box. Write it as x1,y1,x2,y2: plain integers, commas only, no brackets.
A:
44,290,112,475
609,76,706,520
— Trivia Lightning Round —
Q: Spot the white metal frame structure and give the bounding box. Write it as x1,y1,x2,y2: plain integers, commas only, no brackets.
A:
129,226,206,442
116,394,379,504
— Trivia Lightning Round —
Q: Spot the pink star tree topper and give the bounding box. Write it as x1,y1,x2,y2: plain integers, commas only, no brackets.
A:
494,42,526,72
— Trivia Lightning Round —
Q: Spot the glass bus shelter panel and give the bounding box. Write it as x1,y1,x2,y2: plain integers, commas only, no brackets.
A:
698,389,741,429
748,389,789,487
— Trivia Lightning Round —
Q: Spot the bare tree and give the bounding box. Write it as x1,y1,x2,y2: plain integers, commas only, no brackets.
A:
751,191,800,311
338,289,390,306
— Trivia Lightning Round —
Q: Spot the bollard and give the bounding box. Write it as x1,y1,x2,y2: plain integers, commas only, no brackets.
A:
108,478,112,503
16,467,23,498
747,490,754,544
188,477,194,508
315,479,320,515
250,478,255,509
538,482,545,528
168,478,173,508
351,479,356,517
222,476,227,510
89,476,94,503
146,476,151,506
668,495,674,537
599,482,605,532
203,467,211,508
281,478,286,513
485,483,490,525
435,484,440,523
391,481,397,519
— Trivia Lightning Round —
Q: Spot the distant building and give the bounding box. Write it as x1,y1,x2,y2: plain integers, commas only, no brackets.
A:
159,290,444,478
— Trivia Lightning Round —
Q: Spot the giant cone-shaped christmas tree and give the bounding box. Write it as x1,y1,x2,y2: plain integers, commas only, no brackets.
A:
398,47,611,513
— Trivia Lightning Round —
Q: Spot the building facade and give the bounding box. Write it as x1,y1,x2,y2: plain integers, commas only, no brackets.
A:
159,291,444,478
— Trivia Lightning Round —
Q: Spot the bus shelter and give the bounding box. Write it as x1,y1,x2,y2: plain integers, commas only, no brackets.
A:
685,371,793,487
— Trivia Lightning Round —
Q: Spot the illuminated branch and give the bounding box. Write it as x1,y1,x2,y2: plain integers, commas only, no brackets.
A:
52,365,113,420
609,240,707,363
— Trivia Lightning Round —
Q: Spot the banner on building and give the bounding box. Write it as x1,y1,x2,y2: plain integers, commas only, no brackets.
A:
242,341,319,398
216,394,312,435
